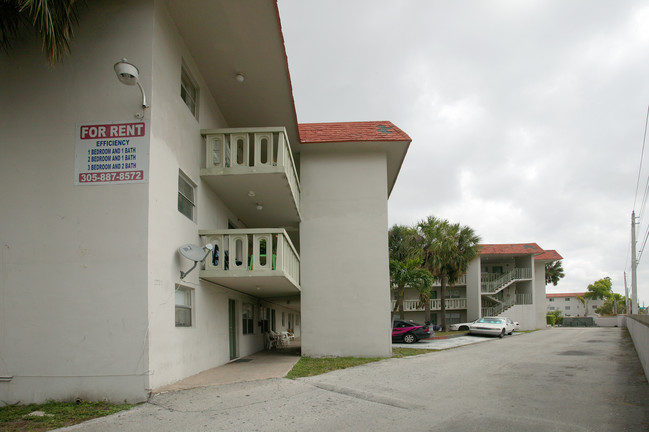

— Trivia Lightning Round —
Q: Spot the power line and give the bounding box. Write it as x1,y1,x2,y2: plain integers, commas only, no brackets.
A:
633,104,649,212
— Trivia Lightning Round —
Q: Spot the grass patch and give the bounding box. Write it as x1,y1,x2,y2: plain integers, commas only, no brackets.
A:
0,400,133,432
286,347,436,379
286,356,384,379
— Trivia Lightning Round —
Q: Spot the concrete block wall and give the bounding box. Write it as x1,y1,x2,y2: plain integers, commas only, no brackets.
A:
627,315,649,383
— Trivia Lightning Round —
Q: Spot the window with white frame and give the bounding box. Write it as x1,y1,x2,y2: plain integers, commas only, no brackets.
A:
180,64,198,118
175,285,193,327
549,298,554,302
242,303,254,335
178,171,196,221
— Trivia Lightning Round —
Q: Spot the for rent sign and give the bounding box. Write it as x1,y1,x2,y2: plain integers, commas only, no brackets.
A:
75,121,149,185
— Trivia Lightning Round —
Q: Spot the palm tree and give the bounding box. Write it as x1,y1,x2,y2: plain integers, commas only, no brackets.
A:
545,260,565,286
418,216,481,330
389,225,429,319
1,0,81,66
389,257,434,320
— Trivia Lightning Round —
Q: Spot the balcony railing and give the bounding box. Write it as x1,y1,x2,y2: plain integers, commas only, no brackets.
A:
199,228,300,297
516,293,533,305
481,268,532,293
201,127,301,227
432,274,466,286
392,298,467,312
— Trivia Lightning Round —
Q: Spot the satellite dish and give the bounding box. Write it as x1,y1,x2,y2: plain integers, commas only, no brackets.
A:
178,243,213,279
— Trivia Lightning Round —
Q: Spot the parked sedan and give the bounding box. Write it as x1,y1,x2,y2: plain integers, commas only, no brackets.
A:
392,320,434,344
469,317,519,338
448,319,478,331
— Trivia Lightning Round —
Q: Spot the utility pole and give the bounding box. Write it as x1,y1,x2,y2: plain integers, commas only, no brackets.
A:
624,272,630,314
632,211,639,315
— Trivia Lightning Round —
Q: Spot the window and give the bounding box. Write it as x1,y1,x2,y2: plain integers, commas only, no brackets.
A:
565,306,571,310
180,64,198,117
178,171,196,220
549,298,554,302
549,307,555,310
242,303,254,335
445,312,461,325
282,311,285,327
565,298,570,301
271,309,276,331
175,285,193,327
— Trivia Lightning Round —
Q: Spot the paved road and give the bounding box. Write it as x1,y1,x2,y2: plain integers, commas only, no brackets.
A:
61,328,649,431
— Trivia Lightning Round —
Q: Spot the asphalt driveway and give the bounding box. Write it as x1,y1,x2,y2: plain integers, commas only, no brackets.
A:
60,328,649,432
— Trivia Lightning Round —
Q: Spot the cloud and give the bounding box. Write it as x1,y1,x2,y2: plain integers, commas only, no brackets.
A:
279,0,649,304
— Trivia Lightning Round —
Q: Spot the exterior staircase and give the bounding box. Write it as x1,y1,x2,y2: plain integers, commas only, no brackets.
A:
481,268,532,294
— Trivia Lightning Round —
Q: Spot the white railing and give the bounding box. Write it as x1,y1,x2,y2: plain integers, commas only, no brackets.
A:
392,298,467,312
203,127,300,209
199,228,300,287
482,297,516,317
516,293,533,305
481,268,532,293
433,274,466,286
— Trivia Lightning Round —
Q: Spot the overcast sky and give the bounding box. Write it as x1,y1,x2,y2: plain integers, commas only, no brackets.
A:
277,1,649,305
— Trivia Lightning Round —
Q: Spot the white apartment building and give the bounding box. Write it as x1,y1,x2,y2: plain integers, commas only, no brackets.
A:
0,0,410,404
395,244,562,330
546,293,605,317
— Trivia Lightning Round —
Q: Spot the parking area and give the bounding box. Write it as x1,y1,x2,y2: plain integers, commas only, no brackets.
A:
392,332,521,350
60,328,649,432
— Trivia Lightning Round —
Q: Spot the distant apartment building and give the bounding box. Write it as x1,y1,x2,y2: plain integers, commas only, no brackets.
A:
546,293,605,317
394,244,562,330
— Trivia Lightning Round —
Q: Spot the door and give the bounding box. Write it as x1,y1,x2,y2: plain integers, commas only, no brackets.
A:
228,299,237,360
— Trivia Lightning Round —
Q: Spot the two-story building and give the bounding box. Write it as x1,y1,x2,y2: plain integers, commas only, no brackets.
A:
546,293,605,317
394,244,562,330
0,0,410,404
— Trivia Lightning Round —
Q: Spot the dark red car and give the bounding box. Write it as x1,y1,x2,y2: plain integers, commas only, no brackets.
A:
392,320,434,344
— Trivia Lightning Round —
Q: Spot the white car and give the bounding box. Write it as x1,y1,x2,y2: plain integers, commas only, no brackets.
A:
469,317,519,338
448,319,478,331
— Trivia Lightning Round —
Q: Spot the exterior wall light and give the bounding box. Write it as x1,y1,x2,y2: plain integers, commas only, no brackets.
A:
236,73,245,83
114,58,150,119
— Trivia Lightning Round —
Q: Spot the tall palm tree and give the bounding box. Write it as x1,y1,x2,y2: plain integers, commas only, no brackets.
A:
545,260,565,286
1,0,81,66
389,225,429,319
418,216,481,330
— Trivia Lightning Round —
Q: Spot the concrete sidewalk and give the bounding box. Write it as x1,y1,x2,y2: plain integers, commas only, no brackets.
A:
155,334,500,393
154,345,301,393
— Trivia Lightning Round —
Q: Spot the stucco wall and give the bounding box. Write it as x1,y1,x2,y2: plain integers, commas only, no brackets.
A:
300,151,391,357
466,259,482,320
627,315,649,382
0,0,154,403
533,259,546,329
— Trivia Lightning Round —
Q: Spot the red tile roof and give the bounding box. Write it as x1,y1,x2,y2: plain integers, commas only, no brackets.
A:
298,121,411,144
546,292,585,298
535,250,563,261
479,243,544,255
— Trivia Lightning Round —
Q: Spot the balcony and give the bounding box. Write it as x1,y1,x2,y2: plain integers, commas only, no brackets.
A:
392,298,467,312
201,127,300,228
199,229,300,298
432,274,466,286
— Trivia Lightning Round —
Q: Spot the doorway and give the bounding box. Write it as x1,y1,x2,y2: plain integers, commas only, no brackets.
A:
228,299,237,360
